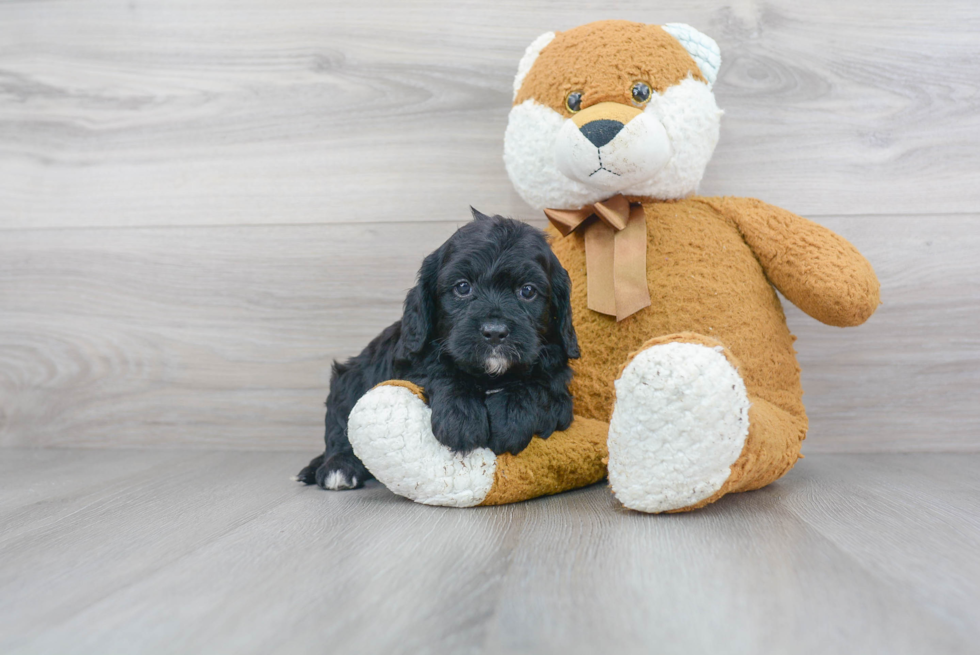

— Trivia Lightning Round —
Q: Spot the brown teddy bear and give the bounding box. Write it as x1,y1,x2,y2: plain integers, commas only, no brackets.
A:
346,20,879,513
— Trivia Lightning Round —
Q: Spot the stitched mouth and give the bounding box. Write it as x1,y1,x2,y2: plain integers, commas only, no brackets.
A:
589,150,620,177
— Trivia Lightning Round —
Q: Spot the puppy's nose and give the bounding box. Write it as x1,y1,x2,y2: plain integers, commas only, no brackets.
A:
579,119,624,148
481,322,509,345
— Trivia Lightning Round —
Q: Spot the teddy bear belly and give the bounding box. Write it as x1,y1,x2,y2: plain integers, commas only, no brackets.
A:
568,278,802,424
547,202,805,424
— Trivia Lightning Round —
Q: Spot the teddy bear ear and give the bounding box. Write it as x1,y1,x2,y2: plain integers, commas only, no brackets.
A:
662,23,721,86
512,31,556,101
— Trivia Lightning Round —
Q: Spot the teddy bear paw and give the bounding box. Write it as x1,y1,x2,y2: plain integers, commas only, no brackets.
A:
347,383,497,507
608,342,750,512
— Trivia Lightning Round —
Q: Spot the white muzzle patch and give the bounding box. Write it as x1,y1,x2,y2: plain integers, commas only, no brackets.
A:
554,114,672,192
484,354,511,376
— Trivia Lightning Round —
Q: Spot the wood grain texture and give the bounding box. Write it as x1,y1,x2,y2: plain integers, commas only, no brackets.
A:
0,221,461,449
1,216,978,452
3,3,976,650
1,0,978,453
789,215,980,452
1,449,978,654
0,0,978,230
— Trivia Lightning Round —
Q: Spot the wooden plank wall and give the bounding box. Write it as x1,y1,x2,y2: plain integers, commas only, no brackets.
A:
1,0,977,452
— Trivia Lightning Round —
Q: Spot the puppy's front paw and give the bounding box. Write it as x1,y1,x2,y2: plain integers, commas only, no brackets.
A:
485,390,549,455
430,395,490,453
489,431,535,457
313,453,369,491
486,403,534,456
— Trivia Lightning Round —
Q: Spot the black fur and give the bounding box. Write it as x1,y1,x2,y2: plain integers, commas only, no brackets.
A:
296,210,579,490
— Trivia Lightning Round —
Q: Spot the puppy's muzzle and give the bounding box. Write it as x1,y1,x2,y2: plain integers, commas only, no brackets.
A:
554,102,672,192
480,321,514,375
481,322,509,346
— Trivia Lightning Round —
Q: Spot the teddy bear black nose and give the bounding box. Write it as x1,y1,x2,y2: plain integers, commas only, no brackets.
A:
579,119,624,148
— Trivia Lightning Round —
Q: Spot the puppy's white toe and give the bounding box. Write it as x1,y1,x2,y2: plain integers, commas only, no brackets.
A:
348,384,496,507
322,470,358,490
608,342,749,513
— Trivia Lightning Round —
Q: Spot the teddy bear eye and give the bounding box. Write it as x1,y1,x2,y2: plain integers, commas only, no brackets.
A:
631,81,652,105
565,91,583,113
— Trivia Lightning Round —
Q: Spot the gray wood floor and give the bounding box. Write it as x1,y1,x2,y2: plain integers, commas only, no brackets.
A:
1,449,978,655
2,2,978,652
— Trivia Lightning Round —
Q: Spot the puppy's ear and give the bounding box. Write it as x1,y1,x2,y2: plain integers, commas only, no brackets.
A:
548,255,580,359
394,248,441,361
470,206,492,221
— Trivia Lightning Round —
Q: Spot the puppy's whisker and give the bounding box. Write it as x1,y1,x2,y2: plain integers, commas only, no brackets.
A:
502,343,522,363
432,337,451,358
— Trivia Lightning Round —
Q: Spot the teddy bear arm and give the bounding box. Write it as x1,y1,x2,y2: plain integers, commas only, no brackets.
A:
348,380,608,507
706,197,881,327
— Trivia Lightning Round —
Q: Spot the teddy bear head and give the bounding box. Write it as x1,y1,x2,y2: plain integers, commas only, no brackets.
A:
504,20,723,211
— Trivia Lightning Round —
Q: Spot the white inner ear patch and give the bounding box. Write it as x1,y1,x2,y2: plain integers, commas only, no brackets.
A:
662,23,721,86
513,31,556,100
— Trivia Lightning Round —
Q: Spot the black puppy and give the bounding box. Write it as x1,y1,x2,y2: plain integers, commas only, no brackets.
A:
296,210,579,490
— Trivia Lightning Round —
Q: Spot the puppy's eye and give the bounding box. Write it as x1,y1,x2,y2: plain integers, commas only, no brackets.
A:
565,91,583,113
519,284,537,300
453,280,472,297
631,81,652,105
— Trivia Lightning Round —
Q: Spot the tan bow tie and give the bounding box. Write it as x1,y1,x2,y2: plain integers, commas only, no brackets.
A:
544,195,650,321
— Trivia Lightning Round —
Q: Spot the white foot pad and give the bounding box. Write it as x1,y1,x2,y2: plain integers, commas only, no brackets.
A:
322,470,359,490
608,342,750,513
347,385,496,507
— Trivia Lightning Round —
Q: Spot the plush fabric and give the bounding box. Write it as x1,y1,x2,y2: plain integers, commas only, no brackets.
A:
348,19,879,512
514,20,706,111
551,196,879,425
609,337,750,513
479,413,608,506
348,381,607,507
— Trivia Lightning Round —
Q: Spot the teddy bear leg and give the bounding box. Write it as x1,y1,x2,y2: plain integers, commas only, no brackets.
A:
716,397,806,497
347,381,609,507
663,397,805,513
607,333,806,513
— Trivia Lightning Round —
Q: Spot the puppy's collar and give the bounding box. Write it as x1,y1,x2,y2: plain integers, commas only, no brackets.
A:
485,388,504,396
